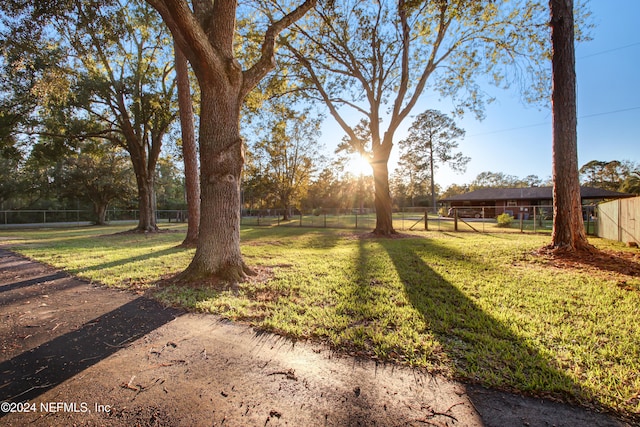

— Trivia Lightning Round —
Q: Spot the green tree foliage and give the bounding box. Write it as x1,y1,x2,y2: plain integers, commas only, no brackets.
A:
470,171,545,189
620,172,640,195
64,0,176,232
0,2,69,159
0,156,24,208
246,105,322,219
398,109,468,208
439,172,546,201
1,0,178,232
18,154,60,208
3,139,136,220
155,155,186,210
579,160,639,192
302,167,338,211
299,166,370,212
439,183,470,201
284,0,558,234
242,149,273,211
471,171,516,189
147,0,316,283
390,166,422,208
522,174,544,188
56,142,136,225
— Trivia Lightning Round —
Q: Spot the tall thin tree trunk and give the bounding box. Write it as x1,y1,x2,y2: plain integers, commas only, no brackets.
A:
549,0,590,251
358,175,364,214
135,173,158,232
429,140,436,210
174,42,200,246
125,132,159,233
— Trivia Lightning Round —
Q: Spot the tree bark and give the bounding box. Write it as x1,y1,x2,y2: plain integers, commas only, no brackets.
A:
175,41,200,246
369,132,396,235
549,0,590,251
134,172,158,232
429,139,436,210
148,0,315,284
121,113,160,233
179,85,251,282
93,202,108,226
371,158,396,235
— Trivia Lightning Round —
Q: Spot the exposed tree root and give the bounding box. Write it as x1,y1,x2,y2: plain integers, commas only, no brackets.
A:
535,243,640,283
164,261,258,294
109,226,178,236
371,228,399,237
541,241,597,255
133,225,160,233
177,240,197,248
365,230,416,240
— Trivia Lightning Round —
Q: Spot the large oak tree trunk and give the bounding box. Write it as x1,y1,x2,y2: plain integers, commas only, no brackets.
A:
371,159,396,235
180,86,250,282
370,134,396,235
281,195,291,221
93,202,108,226
175,42,200,246
123,121,160,233
147,0,315,285
135,172,158,232
549,0,590,251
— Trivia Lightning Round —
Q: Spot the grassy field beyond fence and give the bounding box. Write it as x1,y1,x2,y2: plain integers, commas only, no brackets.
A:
240,207,596,235
1,224,639,420
2,207,597,236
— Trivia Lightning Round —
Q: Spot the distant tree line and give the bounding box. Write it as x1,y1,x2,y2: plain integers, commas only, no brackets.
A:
0,0,602,282
0,146,187,224
3,140,636,226
436,159,640,203
579,160,640,194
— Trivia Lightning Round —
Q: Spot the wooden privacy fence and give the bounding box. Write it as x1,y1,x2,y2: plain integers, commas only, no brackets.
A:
597,196,640,244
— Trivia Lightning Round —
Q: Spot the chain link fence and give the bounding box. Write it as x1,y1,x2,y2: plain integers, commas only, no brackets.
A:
240,205,599,234
0,209,188,228
1,206,597,235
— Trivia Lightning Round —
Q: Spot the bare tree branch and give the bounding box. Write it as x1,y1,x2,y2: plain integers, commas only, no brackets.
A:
242,0,317,99
147,0,226,84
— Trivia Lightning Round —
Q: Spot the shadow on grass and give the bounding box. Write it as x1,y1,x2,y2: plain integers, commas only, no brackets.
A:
72,246,187,275
305,230,347,249
373,238,586,404
241,227,346,251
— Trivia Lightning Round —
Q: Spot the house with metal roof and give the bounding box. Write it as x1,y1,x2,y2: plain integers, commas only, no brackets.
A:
438,186,633,219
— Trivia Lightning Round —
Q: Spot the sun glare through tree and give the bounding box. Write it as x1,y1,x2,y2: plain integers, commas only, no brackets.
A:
349,154,373,176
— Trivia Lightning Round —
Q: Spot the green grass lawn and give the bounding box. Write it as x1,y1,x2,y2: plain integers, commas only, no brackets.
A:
2,224,639,419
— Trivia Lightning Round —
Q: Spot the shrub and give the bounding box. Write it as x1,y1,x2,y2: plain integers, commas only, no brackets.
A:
496,213,514,227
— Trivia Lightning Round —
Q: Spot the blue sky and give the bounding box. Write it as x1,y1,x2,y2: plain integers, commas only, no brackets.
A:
441,0,640,188
322,1,640,189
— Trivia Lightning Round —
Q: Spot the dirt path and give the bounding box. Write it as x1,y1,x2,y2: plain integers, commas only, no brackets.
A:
0,248,628,426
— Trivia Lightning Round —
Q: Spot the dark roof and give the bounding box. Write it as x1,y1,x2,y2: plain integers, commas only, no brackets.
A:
439,186,634,203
